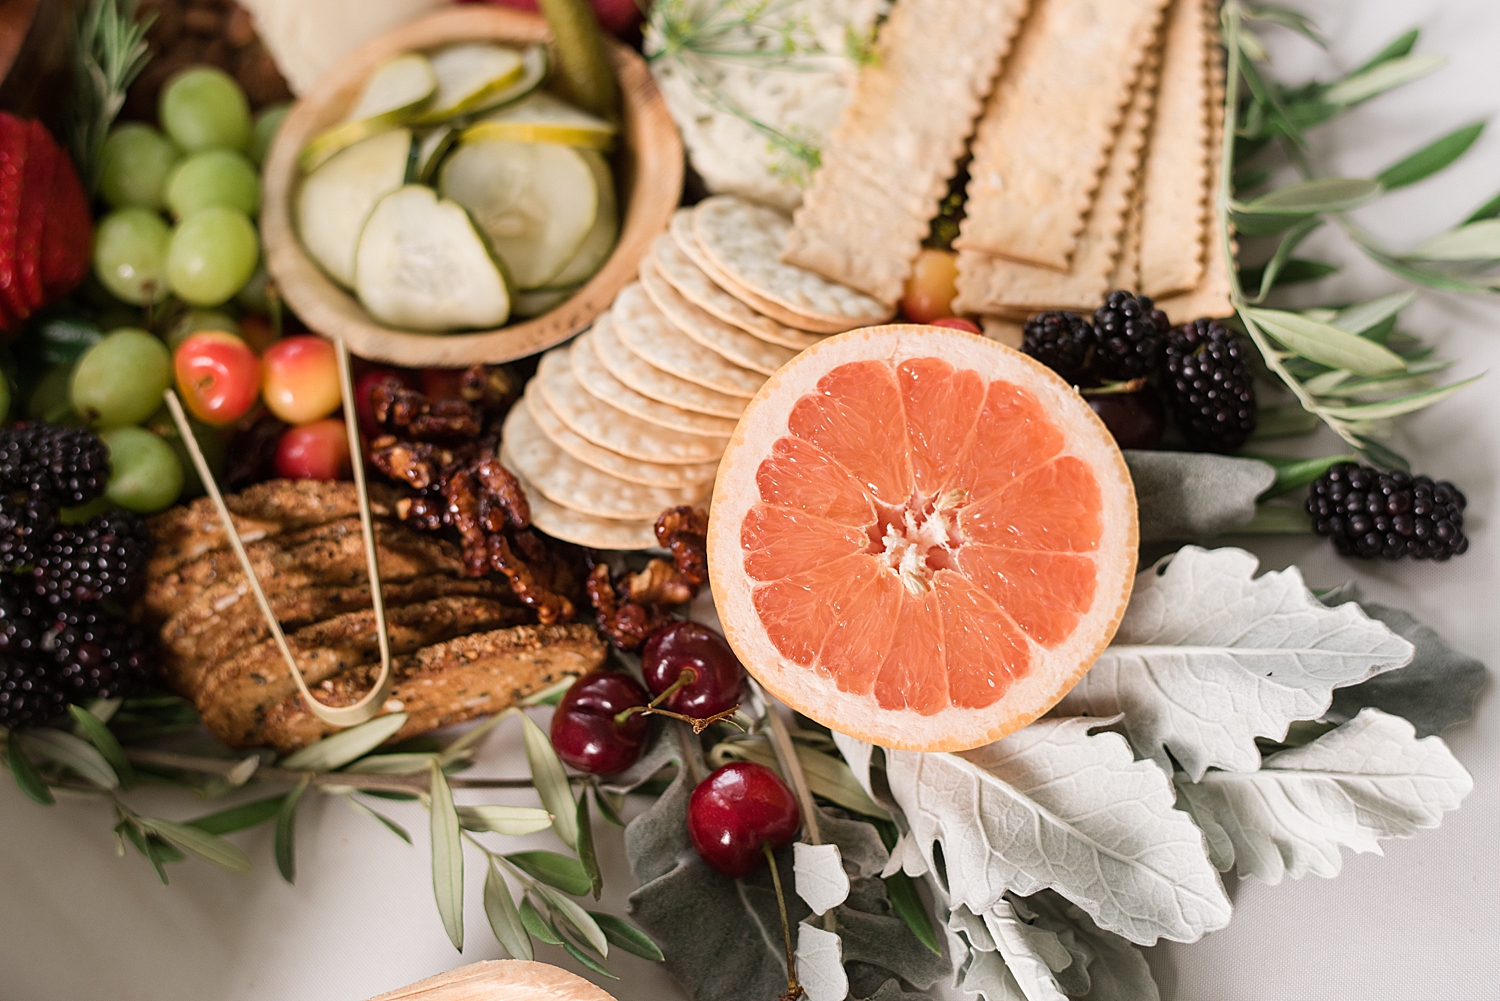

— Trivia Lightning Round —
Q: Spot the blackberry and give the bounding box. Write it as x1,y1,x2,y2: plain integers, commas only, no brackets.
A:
1022,311,1096,383
0,493,57,571
49,605,150,701
32,510,151,605
1306,463,1469,562
0,423,110,505
1162,318,1257,452
1092,290,1169,380
0,657,69,730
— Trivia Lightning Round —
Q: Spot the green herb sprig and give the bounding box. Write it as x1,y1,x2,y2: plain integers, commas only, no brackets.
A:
70,0,154,194
1222,3,1492,469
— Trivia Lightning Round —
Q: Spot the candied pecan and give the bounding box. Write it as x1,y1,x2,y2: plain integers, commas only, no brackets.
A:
625,557,697,606
474,455,530,530
587,563,670,650
460,365,516,410
371,378,482,439
491,534,575,624
395,493,446,532
656,506,709,588
442,469,491,577
369,438,453,491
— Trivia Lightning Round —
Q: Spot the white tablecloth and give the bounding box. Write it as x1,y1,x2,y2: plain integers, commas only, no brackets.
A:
3,2,1497,998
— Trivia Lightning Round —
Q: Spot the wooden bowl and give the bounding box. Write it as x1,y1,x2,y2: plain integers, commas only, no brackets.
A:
261,5,682,367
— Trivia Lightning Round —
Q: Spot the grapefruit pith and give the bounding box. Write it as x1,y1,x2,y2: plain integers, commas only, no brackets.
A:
707,324,1137,752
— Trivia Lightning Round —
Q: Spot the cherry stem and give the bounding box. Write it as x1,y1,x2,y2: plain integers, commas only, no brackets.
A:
1080,377,1148,397
762,839,804,1001
613,668,747,732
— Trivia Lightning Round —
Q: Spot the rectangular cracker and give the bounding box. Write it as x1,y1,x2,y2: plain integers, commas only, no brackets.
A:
1108,183,1146,292
956,0,1170,270
953,36,1163,314
1137,0,1212,298
1160,4,1232,324
780,0,1032,304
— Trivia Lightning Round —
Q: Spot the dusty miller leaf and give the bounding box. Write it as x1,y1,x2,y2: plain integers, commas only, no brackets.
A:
880,717,1230,945
795,842,850,915
1124,452,1277,541
1020,891,1160,1001
1175,709,1472,885
948,907,1026,1001
798,922,848,1001
1053,547,1415,779
977,900,1071,1001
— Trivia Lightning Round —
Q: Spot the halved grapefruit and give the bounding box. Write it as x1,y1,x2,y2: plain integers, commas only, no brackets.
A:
707,324,1137,752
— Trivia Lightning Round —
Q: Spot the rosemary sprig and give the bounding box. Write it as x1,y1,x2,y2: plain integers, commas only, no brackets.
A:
1221,2,1490,469
70,0,155,194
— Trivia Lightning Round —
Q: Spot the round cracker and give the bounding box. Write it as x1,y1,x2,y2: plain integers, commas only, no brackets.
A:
651,228,824,350
691,196,895,333
590,316,748,421
640,255,799,376
525,381,719,488
535,348,727,464
503,404,708,520
510,464,660,550
573,327,739,437
611,284,765,398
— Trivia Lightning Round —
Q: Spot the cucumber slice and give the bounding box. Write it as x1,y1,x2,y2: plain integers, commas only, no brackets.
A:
544,149,617,288
461,91,617,149
414,43,526,124
413,126,458,184
300,54,436,171
354,185,512,331
296,128,413,289
512,286,579,318
438,139,599,290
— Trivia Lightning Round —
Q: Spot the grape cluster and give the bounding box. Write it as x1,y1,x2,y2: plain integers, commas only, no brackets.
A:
1306,463,1468,562
0,424,153,730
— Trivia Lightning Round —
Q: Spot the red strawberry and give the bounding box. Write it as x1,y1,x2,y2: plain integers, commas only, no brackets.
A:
38,131,93,300
0,112,30,328
13,120,57,314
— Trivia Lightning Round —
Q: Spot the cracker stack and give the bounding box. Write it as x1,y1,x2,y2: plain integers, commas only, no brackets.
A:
505,196,894,551
782,0,1231,327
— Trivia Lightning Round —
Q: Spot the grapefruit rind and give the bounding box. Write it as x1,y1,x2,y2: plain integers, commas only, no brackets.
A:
707,324,1138,753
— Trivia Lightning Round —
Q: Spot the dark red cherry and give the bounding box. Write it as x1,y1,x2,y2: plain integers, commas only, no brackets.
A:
687,762,801,878
1089,386,1165,450
549,671,651,775
641,621,746,719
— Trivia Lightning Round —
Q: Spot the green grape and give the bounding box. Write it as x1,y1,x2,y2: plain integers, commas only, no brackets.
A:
98,124,181,210
71,328,173,428
93,208,172,305
166,308,241,352
166,206,260,306
159,66,252,153
100,426,184,513
27,364,78,423
251,103,290,165
164,148,260,218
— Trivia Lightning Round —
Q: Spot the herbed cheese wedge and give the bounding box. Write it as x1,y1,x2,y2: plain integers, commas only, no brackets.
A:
438,139,599,290
299,53,437,171
354,185,512,331
461,91,617,149
542,149,617,289
297,127,413,289
413,43,543,124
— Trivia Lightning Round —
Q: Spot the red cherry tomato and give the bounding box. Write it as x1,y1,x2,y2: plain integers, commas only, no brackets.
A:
174,331,262,425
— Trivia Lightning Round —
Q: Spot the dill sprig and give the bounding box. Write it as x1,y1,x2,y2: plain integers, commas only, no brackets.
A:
70,0,155,195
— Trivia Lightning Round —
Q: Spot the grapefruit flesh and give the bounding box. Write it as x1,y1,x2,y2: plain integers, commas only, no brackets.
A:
708,324,1137,752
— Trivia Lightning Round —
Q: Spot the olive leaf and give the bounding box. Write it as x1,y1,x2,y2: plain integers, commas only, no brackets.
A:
1377,123,1484,189
1243,308,1407,376
1316,375,1481,421
7,739,56,805
537,882,609,956
275,776,310,883
520,894,564,945
429,761,465,951
1235,177,1382,216
1322,53,1445,106
68,704,135,789
455,805,554,836
187,795,285,835
279,712,408,772
592,910,664,962
139,818,253,873
346,796,413,844
15,729,118,790
1329,290,1417,336
516,709,579,848
1250,453,1357,498
504,850,592,895
575,786,603,899
485,859,533,960
1410,219,1500,261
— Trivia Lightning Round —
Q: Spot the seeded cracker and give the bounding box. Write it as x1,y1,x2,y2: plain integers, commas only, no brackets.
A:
572,326,740,436
507,464,660,551
1160,1,1232,324
590,311,748,420
1137,0,1211,298
780,0,1033,304
639,256,797,376
958,0,1169,270
524,381,718,489
611,283,766,398
691,197,894,333
650,231,824,350
954,35,1162,314
534,348,728,465
502,405,708,521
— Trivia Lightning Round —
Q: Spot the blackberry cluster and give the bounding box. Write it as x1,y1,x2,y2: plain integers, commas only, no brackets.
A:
1093,291,1170,380
1021,311,1095,383
1,423,154,730
1162,318,1258,453
1307,463,1468,561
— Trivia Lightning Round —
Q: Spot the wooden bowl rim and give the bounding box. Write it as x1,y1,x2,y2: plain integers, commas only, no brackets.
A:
260,5,682,367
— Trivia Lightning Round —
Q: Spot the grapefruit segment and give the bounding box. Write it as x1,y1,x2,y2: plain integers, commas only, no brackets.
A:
709,324,1138,752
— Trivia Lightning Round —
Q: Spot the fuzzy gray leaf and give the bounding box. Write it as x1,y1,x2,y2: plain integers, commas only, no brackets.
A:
1020,891,1160,1001
1123,452,1277,542
1054,547,1414,778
